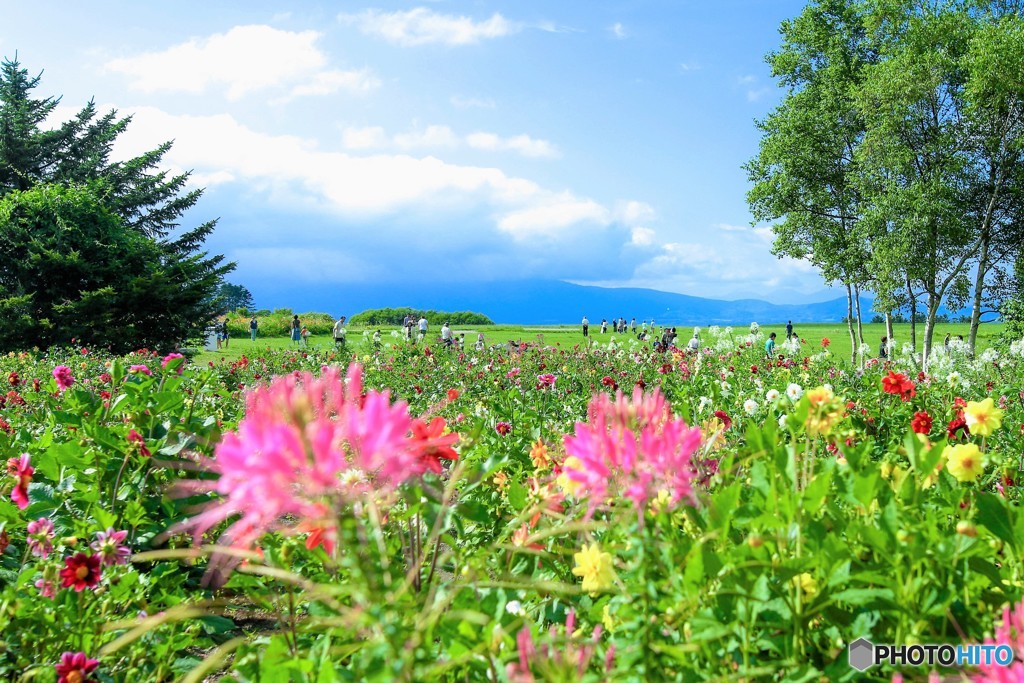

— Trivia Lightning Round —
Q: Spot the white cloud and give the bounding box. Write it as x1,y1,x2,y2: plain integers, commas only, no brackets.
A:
111,107,619,242
466,132,559,158
497,193,610,238
717,223,749,232
105,25,377,100
747,88,772,102
394,125,459,150
609,22,628,39
340,124,558,158
451,95,496,109
342,126,388,150
617,200,656,226
679,62,701,73
340,8,517,46
630,227,656,246
752,226,775,242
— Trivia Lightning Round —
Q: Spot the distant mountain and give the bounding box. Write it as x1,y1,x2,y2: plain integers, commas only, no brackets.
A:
247,279,871,326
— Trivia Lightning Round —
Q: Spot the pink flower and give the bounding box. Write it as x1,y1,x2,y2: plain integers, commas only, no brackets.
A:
26,517,55,558
35,577,57,599
126,429,151,457
562,386,702,513
974,598,1024,682
496,421,512,436
56,652,99,683
172,364,433,584
92,528,131,566
52,365,75,391
128,364,152,376
161,353,185,374
537,373,556,389
7,453,33,510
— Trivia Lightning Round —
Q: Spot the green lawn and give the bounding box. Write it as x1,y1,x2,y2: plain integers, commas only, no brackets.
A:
194,321,1004,366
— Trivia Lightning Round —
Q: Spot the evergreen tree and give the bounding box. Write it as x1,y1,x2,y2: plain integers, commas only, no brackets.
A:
0,57,233,351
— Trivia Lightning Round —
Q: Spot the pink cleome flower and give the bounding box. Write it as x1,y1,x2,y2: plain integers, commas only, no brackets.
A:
172,364,447,583
562,386,703,513
161,353,185,375
974,598,1024,682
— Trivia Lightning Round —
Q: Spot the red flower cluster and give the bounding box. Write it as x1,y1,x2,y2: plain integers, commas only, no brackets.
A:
881,371,916,401
714,410,732,430
495,421,512,436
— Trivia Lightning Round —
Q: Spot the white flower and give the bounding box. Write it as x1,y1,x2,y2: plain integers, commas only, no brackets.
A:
786,383,803,402
947,371,961,388
743,399,758,415
766,389,780,402
720,381,731,393
778,414,788,429
698,396,713,413
505,600,524,616
750,322,760,335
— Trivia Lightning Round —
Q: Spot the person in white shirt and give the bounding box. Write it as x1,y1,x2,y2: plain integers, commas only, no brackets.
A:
687,333,700,353
441,322,453,346
417,316,427,341
333,316,346,346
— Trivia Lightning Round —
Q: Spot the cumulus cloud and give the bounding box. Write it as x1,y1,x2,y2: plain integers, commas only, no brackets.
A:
340,7,518,46
105,25,378,100
574,220,830,302
340,124,558,158
110,107,630,247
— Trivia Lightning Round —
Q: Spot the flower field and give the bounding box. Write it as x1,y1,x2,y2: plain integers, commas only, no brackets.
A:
0,326,1022,682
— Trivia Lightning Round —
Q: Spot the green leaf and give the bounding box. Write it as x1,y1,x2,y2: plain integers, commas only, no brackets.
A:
975,492,1018,552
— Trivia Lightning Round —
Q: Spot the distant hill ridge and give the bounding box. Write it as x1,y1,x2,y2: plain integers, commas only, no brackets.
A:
250,279,888,325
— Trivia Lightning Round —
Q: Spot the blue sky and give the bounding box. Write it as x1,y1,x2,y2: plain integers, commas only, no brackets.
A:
3,0,833,307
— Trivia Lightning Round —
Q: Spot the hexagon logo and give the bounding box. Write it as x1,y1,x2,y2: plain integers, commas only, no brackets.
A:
848,638,875,671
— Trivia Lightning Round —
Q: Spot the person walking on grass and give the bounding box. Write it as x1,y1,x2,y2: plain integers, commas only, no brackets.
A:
333,315,347,347
249,316,258,342
582,316,589,338
220,318,230,349
786,320,793,341
765,332,777,359
291,315,301,345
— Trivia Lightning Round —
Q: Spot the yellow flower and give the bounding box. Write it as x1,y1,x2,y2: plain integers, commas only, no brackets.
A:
602,604,615,634
492,471,509,491
792,572,818,599
529,439,550,470
557,456,584,496
803,386,843,437
963,398,1003,437
572,542,616,595
649,489,672,514
805,386,834,407
944,444,985,482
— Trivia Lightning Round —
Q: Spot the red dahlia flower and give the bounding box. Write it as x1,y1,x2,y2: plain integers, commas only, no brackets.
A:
7,453,33,510
60,552,102,592
911,411,933,435
56,652,99,683
408,417,459,474
881,371,916,401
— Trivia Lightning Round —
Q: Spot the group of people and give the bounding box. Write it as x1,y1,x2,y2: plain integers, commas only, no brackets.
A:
583,316,663,339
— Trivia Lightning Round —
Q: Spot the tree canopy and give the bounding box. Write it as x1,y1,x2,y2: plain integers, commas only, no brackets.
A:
748,0,1024,365
0,57,232,352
